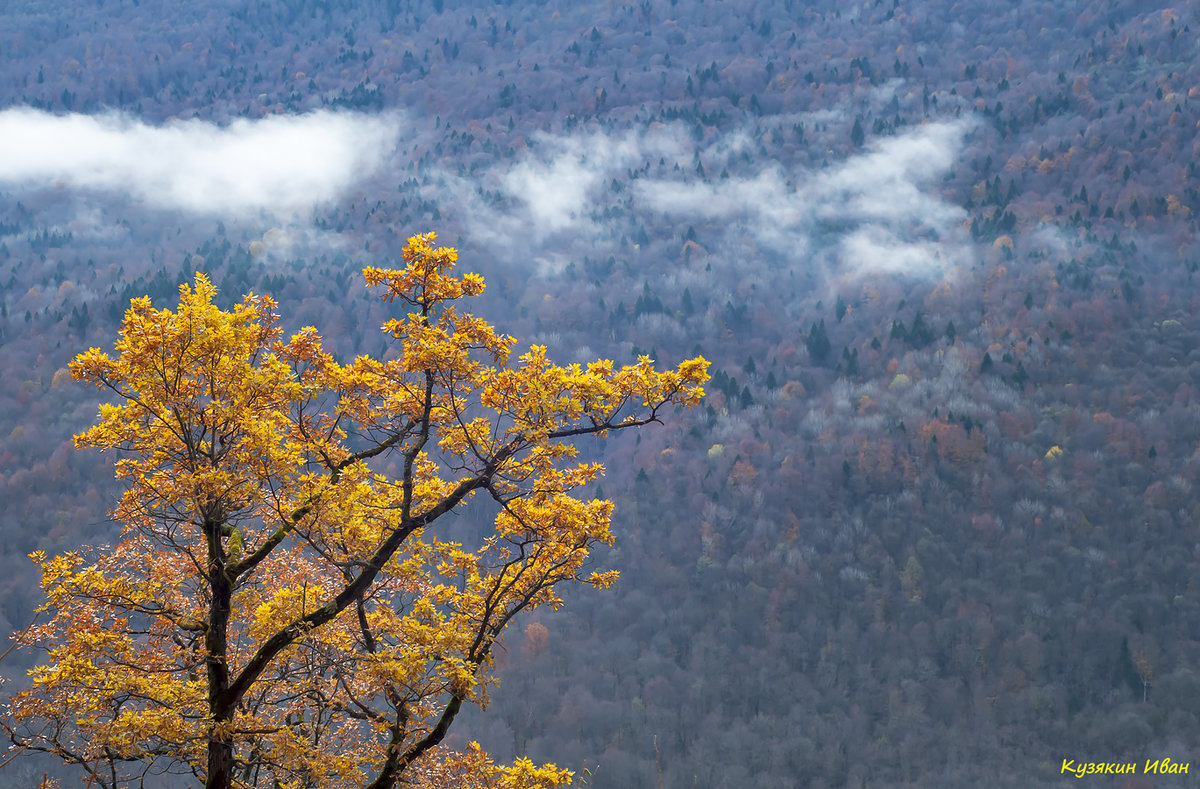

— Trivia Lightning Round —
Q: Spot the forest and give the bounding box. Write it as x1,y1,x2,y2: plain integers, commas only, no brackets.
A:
2,0,1200,786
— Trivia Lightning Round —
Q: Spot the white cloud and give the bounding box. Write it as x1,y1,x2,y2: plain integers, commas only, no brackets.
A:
404,116,977,281
0,107,399,218
496,127,689,239
634,118,977,278
814,119,967,227
503,152,601,233
839,226,953,277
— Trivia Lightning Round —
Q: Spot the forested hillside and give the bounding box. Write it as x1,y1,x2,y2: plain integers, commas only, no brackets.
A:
3,1,1200,786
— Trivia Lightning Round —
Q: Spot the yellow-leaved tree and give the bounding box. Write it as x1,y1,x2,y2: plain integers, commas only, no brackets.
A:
4,233,707,789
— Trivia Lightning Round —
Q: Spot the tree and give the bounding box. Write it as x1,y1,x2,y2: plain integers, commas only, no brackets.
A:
805,320,832,365
850,116,865,147
4,233,708,789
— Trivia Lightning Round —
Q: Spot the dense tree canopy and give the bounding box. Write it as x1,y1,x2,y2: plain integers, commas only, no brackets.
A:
3,233,707,789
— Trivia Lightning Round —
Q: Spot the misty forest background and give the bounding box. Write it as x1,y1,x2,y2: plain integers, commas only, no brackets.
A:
2,0,1200,786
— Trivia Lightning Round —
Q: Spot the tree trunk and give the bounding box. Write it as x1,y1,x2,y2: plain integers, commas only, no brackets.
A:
204,515,235,789
206,737,235,789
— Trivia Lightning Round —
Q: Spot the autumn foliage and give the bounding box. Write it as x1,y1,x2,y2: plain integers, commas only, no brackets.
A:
3,233,707,789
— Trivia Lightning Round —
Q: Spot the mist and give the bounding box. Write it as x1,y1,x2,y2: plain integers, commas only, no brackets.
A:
0,105,975,281
431,117,977,280
0,108,400,219
637,118,977,278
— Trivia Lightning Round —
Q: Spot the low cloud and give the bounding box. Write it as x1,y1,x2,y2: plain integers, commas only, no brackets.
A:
813,120,968,228
0,108,399,219
0,107,977,286
497,127,689,238
637,119,977,278
439,117,976,280
839,226,954,276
